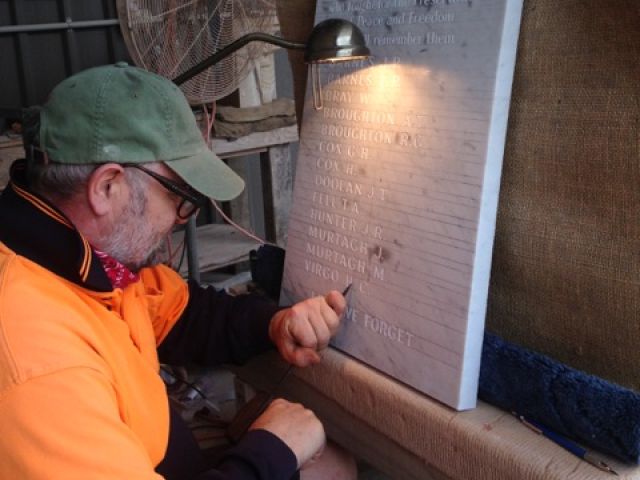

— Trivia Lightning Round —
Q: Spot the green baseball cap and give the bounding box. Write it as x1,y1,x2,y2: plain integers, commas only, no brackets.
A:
38,62,244,201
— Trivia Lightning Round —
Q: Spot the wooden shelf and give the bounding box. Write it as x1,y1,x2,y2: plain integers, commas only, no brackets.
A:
182,125,298,280
211,125,298,159
171,224,261,276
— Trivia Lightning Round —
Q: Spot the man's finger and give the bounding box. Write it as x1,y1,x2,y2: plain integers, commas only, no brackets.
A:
294,347,321,366
287,318,319,350
306,312,332,350
325,290,346,317
319,296,342,335
284,345,320,367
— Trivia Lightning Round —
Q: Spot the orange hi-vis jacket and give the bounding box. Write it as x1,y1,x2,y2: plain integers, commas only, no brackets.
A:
0,245,186,477
0,162,296,480
0,197,186,477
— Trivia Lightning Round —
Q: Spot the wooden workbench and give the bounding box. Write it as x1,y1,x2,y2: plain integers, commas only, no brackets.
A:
235,348,639,480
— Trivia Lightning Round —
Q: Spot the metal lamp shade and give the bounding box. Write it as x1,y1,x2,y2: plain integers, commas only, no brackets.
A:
304,19,371,64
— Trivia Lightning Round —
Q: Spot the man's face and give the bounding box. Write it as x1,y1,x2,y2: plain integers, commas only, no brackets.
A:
102,164,187,271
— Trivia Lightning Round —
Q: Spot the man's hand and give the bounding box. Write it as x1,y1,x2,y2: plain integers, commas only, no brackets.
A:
249,398,325,468
269,291,346,367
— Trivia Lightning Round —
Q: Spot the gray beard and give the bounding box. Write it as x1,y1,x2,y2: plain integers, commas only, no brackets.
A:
99,182,169,272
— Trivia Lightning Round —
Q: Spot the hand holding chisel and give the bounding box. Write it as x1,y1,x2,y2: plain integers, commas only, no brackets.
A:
227,284,352,445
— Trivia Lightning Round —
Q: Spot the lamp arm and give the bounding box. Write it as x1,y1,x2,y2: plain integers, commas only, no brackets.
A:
173,32,306,85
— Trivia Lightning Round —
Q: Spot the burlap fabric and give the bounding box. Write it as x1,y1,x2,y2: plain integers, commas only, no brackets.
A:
487,0,640,390
277,0,640,390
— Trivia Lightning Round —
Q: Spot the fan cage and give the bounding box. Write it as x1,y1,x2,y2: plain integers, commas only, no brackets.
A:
117,0,279,104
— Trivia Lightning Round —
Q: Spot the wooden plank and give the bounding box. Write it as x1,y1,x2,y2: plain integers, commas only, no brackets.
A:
234,349,638,480
265,144,293,246
0,135,22,149
171,224,261,276
0,135,23,189
211,125,298,158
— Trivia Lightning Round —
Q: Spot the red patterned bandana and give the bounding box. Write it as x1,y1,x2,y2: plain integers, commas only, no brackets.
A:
93,248,140,290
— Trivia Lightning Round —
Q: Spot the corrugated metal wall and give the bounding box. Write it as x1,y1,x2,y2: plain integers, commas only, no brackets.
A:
0,0,130,123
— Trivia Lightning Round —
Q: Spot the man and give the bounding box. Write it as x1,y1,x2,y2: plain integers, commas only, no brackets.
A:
0,63,354,479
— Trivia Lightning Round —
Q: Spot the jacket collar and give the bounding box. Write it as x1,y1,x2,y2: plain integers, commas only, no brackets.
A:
0,160,112,292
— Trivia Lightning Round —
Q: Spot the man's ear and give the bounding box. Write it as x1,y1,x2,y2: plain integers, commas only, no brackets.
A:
86,163,126,216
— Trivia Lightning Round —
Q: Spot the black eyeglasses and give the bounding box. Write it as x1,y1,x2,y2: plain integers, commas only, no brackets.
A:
123,164,207,219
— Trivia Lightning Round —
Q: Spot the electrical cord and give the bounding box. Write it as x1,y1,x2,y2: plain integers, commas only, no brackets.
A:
209,198,274,246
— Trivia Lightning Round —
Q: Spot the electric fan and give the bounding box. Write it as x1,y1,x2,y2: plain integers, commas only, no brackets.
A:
116,0,279,104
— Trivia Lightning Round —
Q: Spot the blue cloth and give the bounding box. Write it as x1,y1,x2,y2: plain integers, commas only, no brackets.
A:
479,332,640,463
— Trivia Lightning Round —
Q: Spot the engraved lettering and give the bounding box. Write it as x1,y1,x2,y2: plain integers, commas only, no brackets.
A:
309,208,357,232
312,191,360,213
361,223,384,240
319,124,424,150
372,31,422,46
344,275,368,293
318,141,369,161
373,265,385,281
315,156,341,171
345,305,358,323
405,10,455,25
306,243,367,274
282,0,521,407
320,124,394,144
323,90,353,104
327,0,467,13
308,225,369,255
315,175,364,195
325,72,400,89
363,312,415,348
366,186,387,201
424,32,455,45
304,259,340,281
323,107,396,126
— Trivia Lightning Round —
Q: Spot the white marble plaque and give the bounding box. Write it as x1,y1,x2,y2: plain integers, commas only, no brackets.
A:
281,0,523,410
